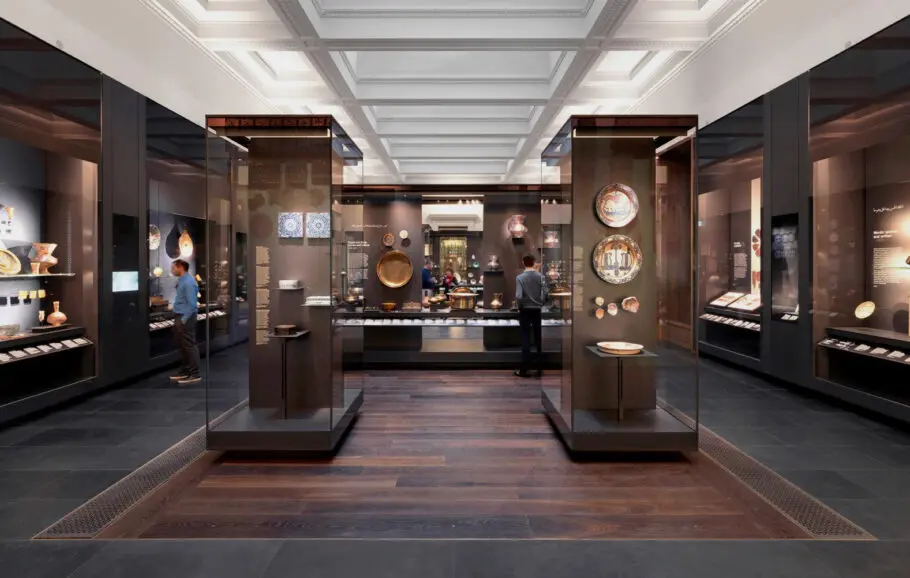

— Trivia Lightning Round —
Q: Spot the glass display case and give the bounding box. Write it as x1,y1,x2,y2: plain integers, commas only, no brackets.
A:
146,99,232,359
332,186,565,367
540,116,699,452
697,98,765,364
204,115,363,452
811,16,910,407
0,20,100,423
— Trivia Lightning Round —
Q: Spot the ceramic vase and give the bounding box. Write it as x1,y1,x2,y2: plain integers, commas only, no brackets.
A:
178,230,194,258
490,293,503,310
47,301,67,326
547,264,560,281
31,242,58,274
508,215,528,239
543,230,559,247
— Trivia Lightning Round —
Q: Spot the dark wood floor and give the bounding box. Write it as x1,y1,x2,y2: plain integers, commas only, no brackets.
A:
105,371,809,540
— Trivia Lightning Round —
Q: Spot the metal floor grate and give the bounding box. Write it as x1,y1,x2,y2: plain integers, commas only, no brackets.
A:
34,427,207,539
661,401,873,540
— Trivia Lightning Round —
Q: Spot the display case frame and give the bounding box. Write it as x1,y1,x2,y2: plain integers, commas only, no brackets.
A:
539,115,700,453
203,115,363,453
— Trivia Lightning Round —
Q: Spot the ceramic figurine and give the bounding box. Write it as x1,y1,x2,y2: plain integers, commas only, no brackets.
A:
487,255,501,270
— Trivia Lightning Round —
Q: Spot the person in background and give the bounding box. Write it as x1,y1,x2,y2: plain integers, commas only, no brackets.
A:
515,253,548,378
443,267,456,291
422,258,435,298
170,259,201,385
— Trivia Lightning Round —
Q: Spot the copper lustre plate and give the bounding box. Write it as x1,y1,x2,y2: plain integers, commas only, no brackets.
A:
0,248,22,275
592,235,642,285
595,183,639,228
377,250,413,288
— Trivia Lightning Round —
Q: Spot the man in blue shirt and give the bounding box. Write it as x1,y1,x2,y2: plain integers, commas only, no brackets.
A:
421,258,435,298
170,259,200,385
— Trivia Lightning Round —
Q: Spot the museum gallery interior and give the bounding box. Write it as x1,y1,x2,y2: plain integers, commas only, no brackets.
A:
2,1,910,576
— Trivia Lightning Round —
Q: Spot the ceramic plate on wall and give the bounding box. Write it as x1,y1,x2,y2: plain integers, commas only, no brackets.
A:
382,233,395,247
595,184,639,228
592,235,642,285
377,250,413,288
399,229,409,240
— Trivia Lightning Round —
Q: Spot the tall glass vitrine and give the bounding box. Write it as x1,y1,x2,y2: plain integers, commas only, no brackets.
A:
204,115,363,452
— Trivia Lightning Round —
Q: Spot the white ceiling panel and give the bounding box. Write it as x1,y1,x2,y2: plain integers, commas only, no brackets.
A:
142,0,766,182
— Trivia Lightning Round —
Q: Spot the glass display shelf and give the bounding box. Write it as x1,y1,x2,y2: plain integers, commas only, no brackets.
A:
148,310,227,332
817,338,910,367
702,305,762,323
699,313,762,332
335,317,570,327
0,273,77,280
0,326,92,366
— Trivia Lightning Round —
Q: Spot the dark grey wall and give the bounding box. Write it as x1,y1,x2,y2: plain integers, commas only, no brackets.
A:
572,136,657,410
245,137,333,410
763,77,809,382
362,198,422,306
99,77,147,386
480,194,541,309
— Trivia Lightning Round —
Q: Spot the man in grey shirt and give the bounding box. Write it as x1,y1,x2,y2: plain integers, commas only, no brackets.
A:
515,254,548,378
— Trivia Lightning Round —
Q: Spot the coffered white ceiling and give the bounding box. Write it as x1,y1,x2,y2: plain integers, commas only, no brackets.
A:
149,0,763,183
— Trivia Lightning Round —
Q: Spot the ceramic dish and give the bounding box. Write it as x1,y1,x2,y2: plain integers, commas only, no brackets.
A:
377,250,413,288
596,341,644,355
854,301,876,320
382,233,395,247
595,183,639,228
592,235,642,285
399,229,409,240
0,248,22,275
380,302,397,312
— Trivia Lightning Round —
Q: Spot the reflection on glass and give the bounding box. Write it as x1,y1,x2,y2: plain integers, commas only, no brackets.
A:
0,19,100,409
697,98,765,360
811,17,910,404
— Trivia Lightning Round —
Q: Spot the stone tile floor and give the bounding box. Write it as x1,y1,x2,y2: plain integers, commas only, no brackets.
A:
0,350,909,576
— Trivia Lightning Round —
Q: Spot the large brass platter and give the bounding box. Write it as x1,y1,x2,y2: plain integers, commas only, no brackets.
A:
377,250,413,288
0,248,21,275
595,183,639,228
592,235,642,285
